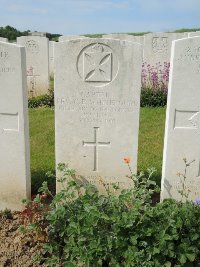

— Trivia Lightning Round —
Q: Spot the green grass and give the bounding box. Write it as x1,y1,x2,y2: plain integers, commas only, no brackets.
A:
29,108,55,194
138,107,166,186
29,107,166,193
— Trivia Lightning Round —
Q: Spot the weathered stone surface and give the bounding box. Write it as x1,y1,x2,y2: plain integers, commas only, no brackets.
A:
0,42,30,210
49,41,55,78
161,37,200,201
0,37,8,42
188,31,200,37
55,39,142,192
28,32,47,37
143,32,185,66
102,33,144,45
17,36,49,96
59,35,89,41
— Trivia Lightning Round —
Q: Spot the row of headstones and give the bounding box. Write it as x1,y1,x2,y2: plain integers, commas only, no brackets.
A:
1,31,200,98
0,36,200,211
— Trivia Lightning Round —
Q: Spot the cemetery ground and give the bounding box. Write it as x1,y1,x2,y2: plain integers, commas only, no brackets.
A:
1,107,200,266
0,107,166,266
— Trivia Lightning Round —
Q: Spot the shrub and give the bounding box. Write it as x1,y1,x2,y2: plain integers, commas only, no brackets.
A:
28,88,54,108
30,162,200,267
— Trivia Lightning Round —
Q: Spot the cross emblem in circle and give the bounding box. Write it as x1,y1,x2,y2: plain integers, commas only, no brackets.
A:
83,51,112,82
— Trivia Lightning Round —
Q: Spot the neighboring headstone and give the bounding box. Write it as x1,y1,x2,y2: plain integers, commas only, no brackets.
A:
188,31,200,37
55,39,142,192
0,37,8,42
59,35,89,41
17,36,49,97
0,42,31,210
49,41,55,78
29,32,47,37
102,33,144,45
161,36,200,201
143,32,185,66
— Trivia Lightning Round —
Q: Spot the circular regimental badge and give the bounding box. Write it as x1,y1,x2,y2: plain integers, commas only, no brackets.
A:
26,40,39,53
77,43,119,87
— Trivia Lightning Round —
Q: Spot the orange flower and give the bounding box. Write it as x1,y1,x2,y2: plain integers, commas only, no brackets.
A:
124,157,131,164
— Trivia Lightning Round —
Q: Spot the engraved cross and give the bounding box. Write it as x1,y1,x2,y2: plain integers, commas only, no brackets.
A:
83,127,110,171
27,66,40,97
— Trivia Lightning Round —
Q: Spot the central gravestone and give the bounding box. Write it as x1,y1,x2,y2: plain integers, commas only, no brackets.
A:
55,39,142,191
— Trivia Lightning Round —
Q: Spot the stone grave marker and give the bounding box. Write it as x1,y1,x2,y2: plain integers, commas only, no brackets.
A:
17,36,49,97
55,39,142,192
143,32,185,66
0,42,30,210
49,41,55,78
28,32,47,37
188,31,200,37
0,37,8,42
102,33,144,45
59,35,89,41
161,36,200,201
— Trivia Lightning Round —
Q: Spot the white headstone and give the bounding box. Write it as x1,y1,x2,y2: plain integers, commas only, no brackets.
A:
143,32,185,66
102,33,144,45
55,39,142,192
188,31,200,37
59,35,89,42
17,36,49,97
161,37,200,201
0,42,31,210
49,41,55,78
0,37,8,42
29,32,47,37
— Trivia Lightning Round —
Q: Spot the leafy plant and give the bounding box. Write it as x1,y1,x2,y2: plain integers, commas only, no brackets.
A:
1,208,13,220
28,84,54,108
23,161,200,266
36,163,160,266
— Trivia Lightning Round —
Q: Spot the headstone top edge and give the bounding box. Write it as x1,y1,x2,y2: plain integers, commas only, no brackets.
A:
172,36,200,44
56,38,142,47
0,41,25,49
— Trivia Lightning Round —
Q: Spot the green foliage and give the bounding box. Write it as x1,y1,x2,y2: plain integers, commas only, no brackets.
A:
28,93,54,108
127,32,150,36
0,25,61,41
173,28,200,33
28,79,54,108
0,25,29,41
33,164,200,266
1,208,13,220
140,87,167,107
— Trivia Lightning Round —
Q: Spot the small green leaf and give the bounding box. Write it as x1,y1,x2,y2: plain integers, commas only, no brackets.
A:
186,253,195,262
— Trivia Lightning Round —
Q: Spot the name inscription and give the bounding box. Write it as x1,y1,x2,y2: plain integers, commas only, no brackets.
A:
57,90,136,124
